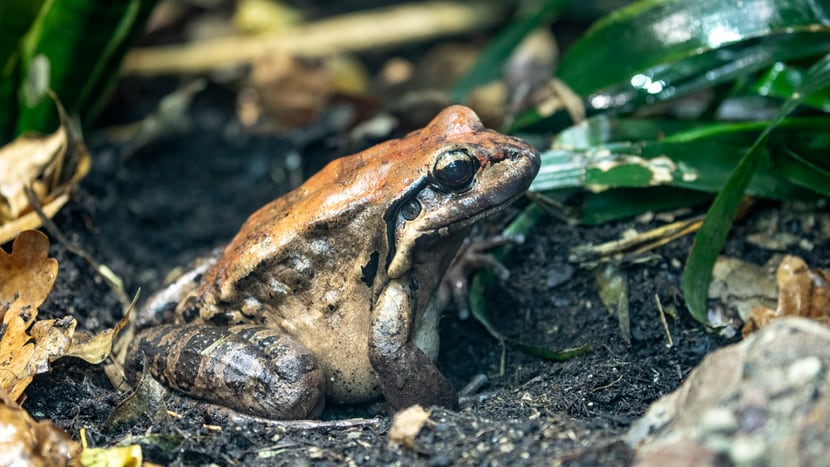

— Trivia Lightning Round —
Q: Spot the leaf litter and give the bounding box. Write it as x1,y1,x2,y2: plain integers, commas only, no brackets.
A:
0,230,134,464
0,99,90,244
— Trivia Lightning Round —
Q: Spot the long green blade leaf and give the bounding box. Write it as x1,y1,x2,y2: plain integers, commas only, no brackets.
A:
0,0,47,141
16,0,156,135
681,53,830,324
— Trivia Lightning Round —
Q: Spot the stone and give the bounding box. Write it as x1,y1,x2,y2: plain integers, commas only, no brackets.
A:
628,318,830,467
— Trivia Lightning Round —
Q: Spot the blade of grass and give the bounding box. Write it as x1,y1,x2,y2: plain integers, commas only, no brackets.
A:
682,53,830,325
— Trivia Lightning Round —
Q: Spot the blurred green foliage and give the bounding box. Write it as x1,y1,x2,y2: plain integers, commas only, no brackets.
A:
0,0,157,142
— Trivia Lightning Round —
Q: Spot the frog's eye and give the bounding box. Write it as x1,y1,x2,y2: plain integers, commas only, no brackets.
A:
432,149,478,191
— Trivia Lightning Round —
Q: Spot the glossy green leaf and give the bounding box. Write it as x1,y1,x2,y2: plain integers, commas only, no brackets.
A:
14,0,157,136
557,0,830,100
450,0,567,102
508,0,830,129
682,53,830,325
530,115,825,199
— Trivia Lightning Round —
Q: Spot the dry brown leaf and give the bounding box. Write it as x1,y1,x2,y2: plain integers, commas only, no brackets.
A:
0,128,64,221
0,103,90,244
65,312,130,364
0,230,77,399
105,367,168,430
0,229,58,319
709,256,779,322
249,53,334,130
742,255,830,337
388,404,431,450
27,317,76,374
0,389,81,466
0,194,70,249
0,230,130,402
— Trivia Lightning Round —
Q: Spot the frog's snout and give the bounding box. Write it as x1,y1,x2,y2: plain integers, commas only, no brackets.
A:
510,142,541,184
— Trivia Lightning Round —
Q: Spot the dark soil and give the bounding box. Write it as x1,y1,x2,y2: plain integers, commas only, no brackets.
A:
21,81,749,466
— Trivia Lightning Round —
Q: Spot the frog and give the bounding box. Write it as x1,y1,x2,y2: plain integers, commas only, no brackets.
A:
127,105,540,420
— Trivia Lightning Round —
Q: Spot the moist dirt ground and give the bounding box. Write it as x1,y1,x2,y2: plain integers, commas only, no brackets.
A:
22,80,803,466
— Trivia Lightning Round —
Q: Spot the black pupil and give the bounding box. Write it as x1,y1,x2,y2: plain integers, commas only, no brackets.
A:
435,150,475,189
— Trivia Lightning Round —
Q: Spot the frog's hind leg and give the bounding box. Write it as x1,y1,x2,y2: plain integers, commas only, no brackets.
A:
128,324,325,420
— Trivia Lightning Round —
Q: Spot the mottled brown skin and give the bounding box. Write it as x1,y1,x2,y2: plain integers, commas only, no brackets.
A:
129,105,540,419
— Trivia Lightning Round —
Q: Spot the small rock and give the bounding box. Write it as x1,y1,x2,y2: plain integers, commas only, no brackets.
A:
628,318,830,466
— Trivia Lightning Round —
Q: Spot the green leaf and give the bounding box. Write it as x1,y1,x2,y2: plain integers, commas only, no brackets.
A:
0,0,47,142
557,0,830,97
681,52,830,325
507,0,830,129
531,116,824,200
450,0,567,102
15,0,157,136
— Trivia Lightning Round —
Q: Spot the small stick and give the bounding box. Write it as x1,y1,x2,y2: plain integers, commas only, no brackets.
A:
24,186,131,306
123,2,505,75
224,414,384,430
654,293,673,348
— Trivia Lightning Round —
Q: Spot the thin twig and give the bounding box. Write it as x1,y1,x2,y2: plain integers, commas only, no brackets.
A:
654,293,674,348
225,414,384,430
586,374,624,394
24,186,131,306
124,2,505,75
459,374,489,397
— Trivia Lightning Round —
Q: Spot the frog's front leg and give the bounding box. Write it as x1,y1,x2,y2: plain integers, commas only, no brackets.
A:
128,324,325,420
368,280,458,410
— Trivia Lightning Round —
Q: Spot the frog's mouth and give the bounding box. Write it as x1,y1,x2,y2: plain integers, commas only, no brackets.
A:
383,164,536,279
428,189,526,233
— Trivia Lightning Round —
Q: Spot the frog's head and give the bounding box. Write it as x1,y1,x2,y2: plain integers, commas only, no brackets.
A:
385,105,540,279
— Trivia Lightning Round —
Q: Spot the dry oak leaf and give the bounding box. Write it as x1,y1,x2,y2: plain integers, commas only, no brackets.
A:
0,388,81,466
0,230,75,400
0,106,91,244
742,255,830,337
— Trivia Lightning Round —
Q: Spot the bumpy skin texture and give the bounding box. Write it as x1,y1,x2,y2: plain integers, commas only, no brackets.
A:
129,105,540,420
